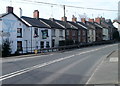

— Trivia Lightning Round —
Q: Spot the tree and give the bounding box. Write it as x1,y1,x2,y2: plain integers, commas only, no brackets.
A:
2,40,11,57
113,30,120,41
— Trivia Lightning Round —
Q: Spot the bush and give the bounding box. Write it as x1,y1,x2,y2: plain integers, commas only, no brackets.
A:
2,40,11,57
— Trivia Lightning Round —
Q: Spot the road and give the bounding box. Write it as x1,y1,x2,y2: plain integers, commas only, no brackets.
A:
1,43,118,84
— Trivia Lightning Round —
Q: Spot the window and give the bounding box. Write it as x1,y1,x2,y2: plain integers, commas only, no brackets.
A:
82,30,86,36
46,42,50,48
34,28,38,37
17,41,22,51
52,29,56,37
59,30,63,37
78,30,81,35
78,36,81,42
41,30,48,39
72,30,75,36
41,41,44,48
66,30,69,36
52,39,55,47
17,28,22,37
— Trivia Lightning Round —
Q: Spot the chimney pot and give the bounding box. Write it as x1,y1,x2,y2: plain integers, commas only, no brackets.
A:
95,17,101,24
61,16,67,21
72,15,77,22
81,18,86,23
89,18,94,23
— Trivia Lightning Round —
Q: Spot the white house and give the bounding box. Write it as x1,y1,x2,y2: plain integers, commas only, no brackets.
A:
0,6,29,54
22,10,65,53
113,20,120,37
21,10,52,53
39,18,65,47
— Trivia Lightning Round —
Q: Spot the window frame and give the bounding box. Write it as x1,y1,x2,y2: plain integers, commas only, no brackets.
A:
17,28,22,38
17,41,22,51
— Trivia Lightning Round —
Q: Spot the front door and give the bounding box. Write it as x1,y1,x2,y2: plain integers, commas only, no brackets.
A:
41,41,44,48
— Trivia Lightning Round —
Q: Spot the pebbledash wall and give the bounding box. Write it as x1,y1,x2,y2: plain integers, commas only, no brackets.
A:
0,13,28,54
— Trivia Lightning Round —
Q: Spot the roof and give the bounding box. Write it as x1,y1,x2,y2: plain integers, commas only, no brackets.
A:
68,21,84,30
94,23,103,29
86,21,96,29
101,21,110,28
54,20,76,29
77,22,88,30
21,16,50,28
39,18,64,29
113,20,120,24
0,13,28,26
105,19,115,28
0,13,8,18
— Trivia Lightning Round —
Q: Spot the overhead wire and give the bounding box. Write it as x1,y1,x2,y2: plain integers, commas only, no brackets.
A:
20,0,118,12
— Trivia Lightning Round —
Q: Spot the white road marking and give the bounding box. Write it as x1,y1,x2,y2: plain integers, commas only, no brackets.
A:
0,44,117,81
110,58,118,62
40,56,90,84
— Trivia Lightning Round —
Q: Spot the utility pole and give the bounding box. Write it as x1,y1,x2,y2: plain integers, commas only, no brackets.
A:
63,5,67,45
63,5,66,19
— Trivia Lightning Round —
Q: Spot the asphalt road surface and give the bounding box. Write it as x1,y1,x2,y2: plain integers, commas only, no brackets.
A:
1,43,118,84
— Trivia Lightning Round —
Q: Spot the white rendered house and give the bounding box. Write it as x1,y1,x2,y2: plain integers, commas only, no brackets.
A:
0,6,28,54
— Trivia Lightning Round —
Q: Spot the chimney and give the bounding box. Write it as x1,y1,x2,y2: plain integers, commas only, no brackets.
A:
61,16,67,21
81,18,86,23
101,17,105,22
72,15,77,22
33,10,39,19
6,6,13,13
95,17,101,24
89,18,94,23
49,18,55,21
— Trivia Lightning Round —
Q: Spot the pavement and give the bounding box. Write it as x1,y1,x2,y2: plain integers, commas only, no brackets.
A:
87,49,119,86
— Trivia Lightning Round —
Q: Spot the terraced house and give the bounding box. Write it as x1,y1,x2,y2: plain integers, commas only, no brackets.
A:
1,6,118,55
0,6,28,54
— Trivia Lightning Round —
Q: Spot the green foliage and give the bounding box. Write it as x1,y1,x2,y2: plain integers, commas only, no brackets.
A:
113,30,120,41
2,40,11,57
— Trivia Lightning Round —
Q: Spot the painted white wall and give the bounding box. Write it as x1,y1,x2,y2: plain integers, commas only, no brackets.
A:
102,28,109,40
1,13,28,54
52,29,65,47
87,29,95,42
113,22,120,37
26,27,52,52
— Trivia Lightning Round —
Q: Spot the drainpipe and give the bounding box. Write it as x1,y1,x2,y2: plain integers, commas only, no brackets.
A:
31,27,32,53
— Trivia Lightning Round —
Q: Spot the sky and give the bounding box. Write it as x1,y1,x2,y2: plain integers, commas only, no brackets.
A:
0,0,120,21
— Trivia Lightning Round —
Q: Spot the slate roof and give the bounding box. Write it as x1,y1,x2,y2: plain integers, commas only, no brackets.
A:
68,21,84,30
113,20,120,24
105,19,115,28
94,23,103,29
0,13,28,26
0,13,8,18
100,21,109,28
21,16,50,28
77,22,88,30
39,18,64,29
85,21,96,29
54,20,76,29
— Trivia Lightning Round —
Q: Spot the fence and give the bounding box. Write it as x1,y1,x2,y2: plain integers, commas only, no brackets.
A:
21,40,116,54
